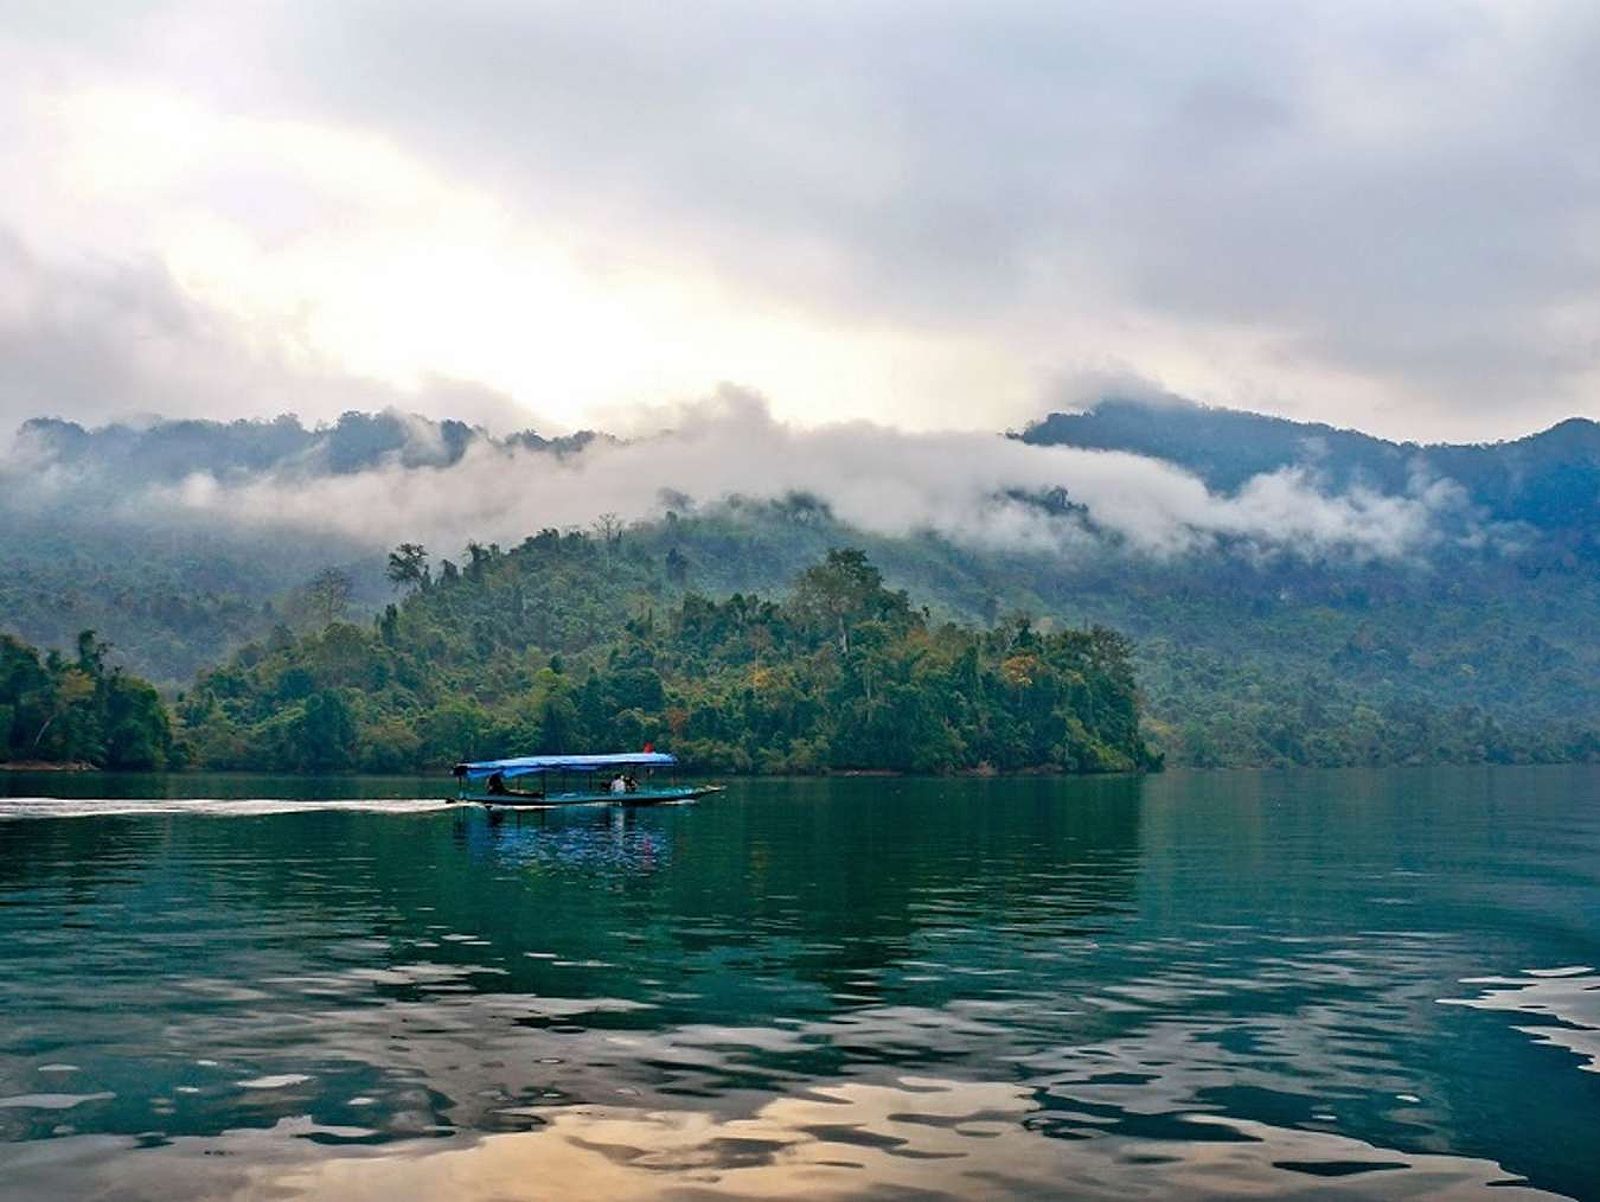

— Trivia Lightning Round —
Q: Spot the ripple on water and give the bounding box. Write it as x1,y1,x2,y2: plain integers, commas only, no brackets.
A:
3,773,1600,1199
0,1093,114,1111
235,1075,313,1091
1440,967,1600,1073
0,1078,1566,1202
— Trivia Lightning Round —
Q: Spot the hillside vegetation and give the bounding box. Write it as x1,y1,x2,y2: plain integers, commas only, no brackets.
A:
1,632,177,769
624,506,1600,767
180,544,1155,775
5,398,1600,769
0,410,590,686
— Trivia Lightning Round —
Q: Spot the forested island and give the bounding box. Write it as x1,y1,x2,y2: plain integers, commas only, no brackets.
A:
9,526,1597,776
4,547,1154,776
181,546,1154,775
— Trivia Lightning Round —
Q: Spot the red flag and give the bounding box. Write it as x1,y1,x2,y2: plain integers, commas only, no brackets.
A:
643,741,655,753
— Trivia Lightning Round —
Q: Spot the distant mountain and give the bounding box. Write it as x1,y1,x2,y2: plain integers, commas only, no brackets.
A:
0,411,598,686
3,399,1599,767
15,410,598,486
1022,397,1600,550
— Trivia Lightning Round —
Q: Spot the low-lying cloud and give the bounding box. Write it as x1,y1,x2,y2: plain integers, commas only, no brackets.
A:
140,389,1468,562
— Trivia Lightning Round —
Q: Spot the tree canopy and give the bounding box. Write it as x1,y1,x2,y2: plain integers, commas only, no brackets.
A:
1,632,178,769
178,543,1157,775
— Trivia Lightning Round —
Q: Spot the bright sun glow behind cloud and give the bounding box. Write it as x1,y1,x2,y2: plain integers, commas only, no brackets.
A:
15,81,1029,432
4,1,1600,440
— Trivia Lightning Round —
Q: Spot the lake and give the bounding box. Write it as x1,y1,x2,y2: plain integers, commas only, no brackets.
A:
0,768,1596,1200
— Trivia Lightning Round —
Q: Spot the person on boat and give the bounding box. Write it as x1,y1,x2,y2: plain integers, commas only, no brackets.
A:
487,772,508,796
610,774,628,795
623,773,639,793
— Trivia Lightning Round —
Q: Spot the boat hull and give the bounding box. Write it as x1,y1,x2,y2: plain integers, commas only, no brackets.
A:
458,784,722,808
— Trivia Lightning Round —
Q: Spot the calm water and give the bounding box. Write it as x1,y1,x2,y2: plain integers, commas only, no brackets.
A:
0,768,1596,1201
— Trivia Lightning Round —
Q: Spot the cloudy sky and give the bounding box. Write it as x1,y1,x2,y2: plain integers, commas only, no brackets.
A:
3,1,1598,441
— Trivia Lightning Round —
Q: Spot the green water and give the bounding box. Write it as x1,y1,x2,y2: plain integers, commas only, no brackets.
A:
0,768,1596,1200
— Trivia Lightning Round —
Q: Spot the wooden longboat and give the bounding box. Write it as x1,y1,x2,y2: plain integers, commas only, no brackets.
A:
451,752,721,808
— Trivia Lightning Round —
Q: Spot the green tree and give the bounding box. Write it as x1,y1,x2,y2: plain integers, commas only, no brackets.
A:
385,543,430,592
297,689,357,770
180,545,1162,775
0,632,174,768
791,548,904,655
303,568,354,628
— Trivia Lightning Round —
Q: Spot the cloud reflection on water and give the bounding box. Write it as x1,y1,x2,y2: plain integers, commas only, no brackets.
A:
1442,968,1600,1075
2,772,1599,1199
5,1076,1563,1202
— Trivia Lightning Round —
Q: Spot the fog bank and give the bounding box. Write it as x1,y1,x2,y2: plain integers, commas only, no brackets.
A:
142,390,1468,562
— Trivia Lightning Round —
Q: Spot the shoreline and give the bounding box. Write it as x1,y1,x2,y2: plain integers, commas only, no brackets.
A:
6,760,1600,782
0,763,1154,781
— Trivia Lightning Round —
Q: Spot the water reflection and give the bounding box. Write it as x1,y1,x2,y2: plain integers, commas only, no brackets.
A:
0,1078,1564,1201
1443,967,1600,1074
0,769,1598,1200
460,804,672,877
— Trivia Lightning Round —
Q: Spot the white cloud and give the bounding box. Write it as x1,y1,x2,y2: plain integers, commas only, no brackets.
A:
0,230,542,435
0,69,1029,434
148,389,1468,562
3,2,1599,439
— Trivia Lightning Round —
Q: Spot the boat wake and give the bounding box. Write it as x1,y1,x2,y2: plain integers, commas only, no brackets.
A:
0,798,456,821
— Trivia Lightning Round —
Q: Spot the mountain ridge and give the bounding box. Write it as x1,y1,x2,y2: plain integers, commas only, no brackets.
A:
1021,397,1600,548
2,394,1597,767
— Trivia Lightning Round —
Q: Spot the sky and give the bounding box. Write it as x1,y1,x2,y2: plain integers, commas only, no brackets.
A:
2,1,1599,442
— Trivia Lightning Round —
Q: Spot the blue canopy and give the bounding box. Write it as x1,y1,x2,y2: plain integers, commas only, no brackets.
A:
455,752,676,780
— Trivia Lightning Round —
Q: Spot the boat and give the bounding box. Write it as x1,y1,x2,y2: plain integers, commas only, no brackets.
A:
451,751,722,808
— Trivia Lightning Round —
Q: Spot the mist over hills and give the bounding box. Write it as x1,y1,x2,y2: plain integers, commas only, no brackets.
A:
0,412,601,683
1024,397,1600,554
2,395,1597,766
14,411,599,486
21,397,1596,550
